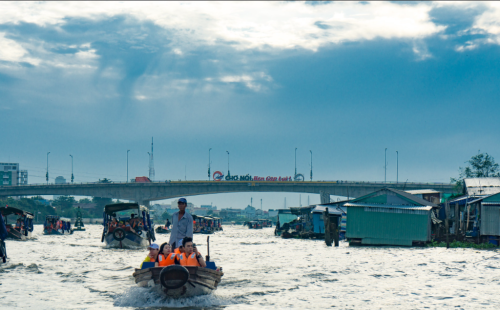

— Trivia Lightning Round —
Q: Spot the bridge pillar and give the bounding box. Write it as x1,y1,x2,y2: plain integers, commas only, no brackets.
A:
320,191,331,204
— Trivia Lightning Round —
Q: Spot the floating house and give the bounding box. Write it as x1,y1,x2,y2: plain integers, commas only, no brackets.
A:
345,188,437,246
468,192,500,242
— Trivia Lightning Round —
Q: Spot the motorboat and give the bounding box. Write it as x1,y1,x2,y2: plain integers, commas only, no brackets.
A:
43,215,73,235
101,203,155,248
1,206,34,240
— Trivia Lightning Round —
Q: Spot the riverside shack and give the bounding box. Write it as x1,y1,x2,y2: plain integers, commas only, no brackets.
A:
468,192,500,244
345,188,437,246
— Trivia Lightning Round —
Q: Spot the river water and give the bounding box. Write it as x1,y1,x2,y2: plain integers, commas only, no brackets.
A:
1,225,500,309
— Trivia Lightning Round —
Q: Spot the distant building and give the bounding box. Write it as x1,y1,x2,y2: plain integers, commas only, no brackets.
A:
201,204,217,210
192,208,208,216
0,163,28,186
268,209,278,217
54,176,66,199
245,205,256,215
74,203,97,211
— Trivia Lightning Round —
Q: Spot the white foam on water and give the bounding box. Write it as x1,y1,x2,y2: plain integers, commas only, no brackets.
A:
114,286,235,308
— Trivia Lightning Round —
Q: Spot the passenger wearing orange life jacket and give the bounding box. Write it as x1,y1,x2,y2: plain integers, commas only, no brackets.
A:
179,237,206,268
156,243,178,267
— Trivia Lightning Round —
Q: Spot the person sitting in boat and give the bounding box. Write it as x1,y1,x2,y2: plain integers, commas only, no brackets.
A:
140,243,160,268
129,214,138,229
173,243,184,255
109,217,118,231
179,237,206,268
156,242,178,267
124,221,135,233
15,219,21,231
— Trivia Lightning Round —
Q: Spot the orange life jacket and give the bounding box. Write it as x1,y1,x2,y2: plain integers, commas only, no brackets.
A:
179,253,201,267
158,253,177,267
174,248,182,255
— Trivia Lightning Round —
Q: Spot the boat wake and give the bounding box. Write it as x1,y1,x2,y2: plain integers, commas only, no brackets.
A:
114,286,235,308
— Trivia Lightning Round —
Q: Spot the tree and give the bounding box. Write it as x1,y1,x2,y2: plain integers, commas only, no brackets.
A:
451,152,500,194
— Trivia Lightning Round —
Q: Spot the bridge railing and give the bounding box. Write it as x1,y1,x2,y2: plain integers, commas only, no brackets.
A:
4,179,454,187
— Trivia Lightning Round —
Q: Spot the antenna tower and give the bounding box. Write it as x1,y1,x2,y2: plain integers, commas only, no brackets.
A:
149,137,155,181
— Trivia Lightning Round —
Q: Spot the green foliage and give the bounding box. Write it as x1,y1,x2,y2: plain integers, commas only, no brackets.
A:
451,152,500,195
161,211,170,220
79,198,91,203
427,240,497,249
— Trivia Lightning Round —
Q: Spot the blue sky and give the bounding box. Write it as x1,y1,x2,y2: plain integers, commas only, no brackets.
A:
1,1,500,209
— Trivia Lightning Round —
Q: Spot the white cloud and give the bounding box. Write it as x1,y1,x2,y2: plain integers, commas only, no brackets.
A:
220,72,272,91
0,32,40,65
0,1,444,54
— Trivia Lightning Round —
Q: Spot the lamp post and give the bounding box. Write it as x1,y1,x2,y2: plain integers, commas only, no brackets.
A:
69,154,74,183
208,148,212,180
294,147,297,179
226,151,230,176
310,150,312,181
396,151,399,183
46,152,50,184
384,148,387,183
127,150,130,183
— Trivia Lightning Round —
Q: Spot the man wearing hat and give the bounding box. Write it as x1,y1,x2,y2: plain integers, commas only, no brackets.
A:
169,198,194,249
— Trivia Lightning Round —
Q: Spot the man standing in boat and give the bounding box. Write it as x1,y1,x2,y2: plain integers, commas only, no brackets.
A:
169,198,193,249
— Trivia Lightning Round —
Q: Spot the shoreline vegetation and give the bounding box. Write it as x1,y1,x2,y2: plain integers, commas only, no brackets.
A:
427,240,498,249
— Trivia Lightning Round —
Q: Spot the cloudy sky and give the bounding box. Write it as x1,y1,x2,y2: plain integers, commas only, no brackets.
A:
1,1,500,209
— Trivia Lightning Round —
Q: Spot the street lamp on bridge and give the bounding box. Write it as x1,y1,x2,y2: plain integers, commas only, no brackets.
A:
208,148,212,180
384,148,387,183
396,150,399,183
46,152,50,184
69,154,74,183
226,151,230,177
127,150,130,183
310,150,312,181
294,147,297,179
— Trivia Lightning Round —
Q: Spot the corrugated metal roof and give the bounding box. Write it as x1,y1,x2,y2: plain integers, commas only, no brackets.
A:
387,188,438,207
468,192,500,204
345,202,432,211
464,177,500,196
352,188,437,207
311,205,343,215
406,189,441,194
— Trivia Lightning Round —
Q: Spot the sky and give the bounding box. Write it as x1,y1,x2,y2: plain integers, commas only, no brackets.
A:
1,1,500,210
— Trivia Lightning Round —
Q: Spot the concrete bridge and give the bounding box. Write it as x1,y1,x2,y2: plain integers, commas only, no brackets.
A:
0,180,455,205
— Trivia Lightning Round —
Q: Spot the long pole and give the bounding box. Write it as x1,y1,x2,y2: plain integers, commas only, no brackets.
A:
396,151,399,183
295,147,297,179
46,152,50,184
260,199,262,211
226,151,230,176
127,150,130,182
310,150,312,181
70,154,74,183
384,148,387,183
208,148,212,180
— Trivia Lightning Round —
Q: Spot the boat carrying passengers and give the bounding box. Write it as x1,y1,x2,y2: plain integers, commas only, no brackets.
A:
141,237,206,268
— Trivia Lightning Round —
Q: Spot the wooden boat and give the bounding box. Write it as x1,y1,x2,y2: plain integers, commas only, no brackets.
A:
155,226,171,234
73,206,86,231
133,265,223,298
247,221,263,229
101,203,156,248
1,213,8,263
43,215,73,235
1,206,34,240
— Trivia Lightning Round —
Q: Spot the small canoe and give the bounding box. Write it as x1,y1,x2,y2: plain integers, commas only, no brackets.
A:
133,266,223,299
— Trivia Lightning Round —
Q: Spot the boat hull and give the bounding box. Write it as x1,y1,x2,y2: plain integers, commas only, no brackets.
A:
6,229,32,240
133,266,223,299
43,229,73,235
104,231,149,248
155,227,171,234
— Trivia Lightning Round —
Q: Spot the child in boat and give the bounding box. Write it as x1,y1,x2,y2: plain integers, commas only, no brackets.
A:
140,243,160,268
156,242,178,267
179,237,206,268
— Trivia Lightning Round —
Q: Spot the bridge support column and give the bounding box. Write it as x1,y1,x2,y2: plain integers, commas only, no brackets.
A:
320,191,331,204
